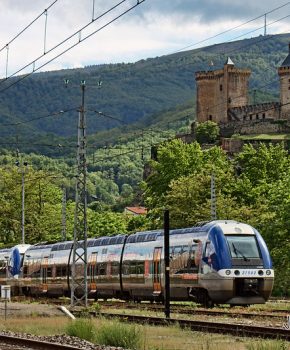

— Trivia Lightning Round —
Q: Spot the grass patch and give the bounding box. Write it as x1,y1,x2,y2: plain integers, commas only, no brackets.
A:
1,317,69,335
65,318,96,342
238,133,290,140
246,340,289,350
95,319,142,350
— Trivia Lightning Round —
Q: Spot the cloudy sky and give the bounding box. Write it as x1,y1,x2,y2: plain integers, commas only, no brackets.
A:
0,0,289,77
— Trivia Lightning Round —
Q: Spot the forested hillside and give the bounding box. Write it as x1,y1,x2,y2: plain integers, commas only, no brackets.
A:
0,33,289,151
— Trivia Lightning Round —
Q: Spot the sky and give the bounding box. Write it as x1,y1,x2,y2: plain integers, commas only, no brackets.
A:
0,0,289,77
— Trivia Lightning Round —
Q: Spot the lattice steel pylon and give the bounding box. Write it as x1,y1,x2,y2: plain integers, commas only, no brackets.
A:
71,81,88,307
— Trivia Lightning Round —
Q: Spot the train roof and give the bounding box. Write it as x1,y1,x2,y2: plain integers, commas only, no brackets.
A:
18,220,255,252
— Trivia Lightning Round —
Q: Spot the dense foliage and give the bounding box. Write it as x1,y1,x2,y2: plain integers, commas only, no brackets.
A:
195,121,220,144
143,140,290,295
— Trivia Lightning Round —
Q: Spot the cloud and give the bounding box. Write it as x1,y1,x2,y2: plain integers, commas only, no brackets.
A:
0,0,289,76
141,0,290,22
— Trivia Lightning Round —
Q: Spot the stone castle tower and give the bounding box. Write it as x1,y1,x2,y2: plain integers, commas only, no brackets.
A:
278,43,290,119
195,43,290,125
195,58,251,123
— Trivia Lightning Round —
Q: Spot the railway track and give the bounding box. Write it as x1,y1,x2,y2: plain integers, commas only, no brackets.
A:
0,334,85,350
92,300,289,320
120,303,288,320
99,311,290,341
11,296,289,320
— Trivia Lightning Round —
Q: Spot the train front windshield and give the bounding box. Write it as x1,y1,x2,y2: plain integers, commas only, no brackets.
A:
226,235,260,259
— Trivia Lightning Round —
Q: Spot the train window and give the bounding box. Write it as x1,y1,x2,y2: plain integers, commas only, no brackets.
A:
147,233,158,241
94,240,101,246
101,238,110,246
126,261,144,275
87,240,95,247
137,235,145,243
111,262,119,275
56,266,67,277
109,237,117,245
102,248,107,255
127,236,136,243
51,245,59,252
47,267,52,277
58,244,65,250
122,261,130,275
136,262,144,275
56,267,61,277
116,236,125,244
65,243,73,250
98,262,107,275
226,235,260,259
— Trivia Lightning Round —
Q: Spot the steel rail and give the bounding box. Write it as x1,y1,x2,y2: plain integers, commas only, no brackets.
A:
0,335,83,350
99,312,290,341
130,304,288,319
91,300,289,319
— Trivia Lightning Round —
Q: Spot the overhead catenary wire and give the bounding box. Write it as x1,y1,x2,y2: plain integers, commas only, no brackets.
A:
0,0,146,94
171,2,290,54
0,0,59,55
0,107,77,127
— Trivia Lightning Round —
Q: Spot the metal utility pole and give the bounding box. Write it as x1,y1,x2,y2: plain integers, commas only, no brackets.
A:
211,172,217,220
71,80,88,307
264,14,267,36
16,160,28,244
164,209,170,319
61,186,67,241
21,167,25,244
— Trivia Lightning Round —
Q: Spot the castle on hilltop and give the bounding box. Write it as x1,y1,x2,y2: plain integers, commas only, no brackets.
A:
194,43,290,137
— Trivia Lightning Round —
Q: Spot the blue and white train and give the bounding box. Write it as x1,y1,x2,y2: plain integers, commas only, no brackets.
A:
0,220,274,306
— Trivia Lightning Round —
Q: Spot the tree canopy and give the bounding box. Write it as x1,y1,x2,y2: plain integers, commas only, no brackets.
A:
143,140,290,295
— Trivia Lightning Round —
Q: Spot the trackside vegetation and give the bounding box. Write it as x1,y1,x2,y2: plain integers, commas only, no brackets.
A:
65,318,142,349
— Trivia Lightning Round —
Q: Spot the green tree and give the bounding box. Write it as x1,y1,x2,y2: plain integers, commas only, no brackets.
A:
195,121,220,144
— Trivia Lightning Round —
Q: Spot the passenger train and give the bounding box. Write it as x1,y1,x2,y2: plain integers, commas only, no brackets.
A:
0,220,274,306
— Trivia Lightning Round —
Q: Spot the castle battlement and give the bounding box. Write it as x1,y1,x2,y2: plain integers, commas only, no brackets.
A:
195,43,290,124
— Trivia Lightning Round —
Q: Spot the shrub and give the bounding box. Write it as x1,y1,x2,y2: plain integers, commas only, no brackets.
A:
95,319,142,350
65,318,96,342
195,121,220,144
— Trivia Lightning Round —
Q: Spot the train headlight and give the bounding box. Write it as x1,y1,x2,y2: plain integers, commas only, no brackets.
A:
234,270,240,276
258,270,264,276
225,270,231,275
266,270,271,276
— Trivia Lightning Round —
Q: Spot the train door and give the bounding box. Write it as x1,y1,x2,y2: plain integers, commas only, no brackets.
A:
153,247,162,295
88,253,97,292
41,257,48,293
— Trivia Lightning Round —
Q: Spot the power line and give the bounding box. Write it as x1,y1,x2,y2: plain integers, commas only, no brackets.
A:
0,0,146,95
0,0,59,55
0,108,77,127
0,0,127,82
172,2,290,54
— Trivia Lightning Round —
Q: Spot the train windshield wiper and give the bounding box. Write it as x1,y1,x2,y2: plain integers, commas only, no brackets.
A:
232,243,249,261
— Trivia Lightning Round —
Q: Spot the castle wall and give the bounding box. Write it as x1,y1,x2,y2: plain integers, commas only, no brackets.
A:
278,66,290,119
228,102,280,122
219,119,290,137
